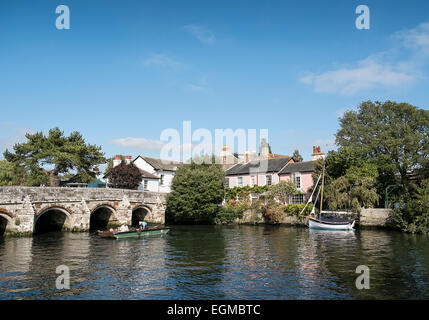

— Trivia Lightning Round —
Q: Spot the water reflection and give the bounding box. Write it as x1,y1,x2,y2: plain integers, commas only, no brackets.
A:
0,226,428,299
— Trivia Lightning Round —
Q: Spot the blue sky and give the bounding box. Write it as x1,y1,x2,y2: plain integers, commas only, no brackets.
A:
1,0,429,164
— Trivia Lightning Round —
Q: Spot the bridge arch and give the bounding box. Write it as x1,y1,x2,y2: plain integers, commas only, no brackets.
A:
34,206,72,234
90,204,116,230
131,205,151,227
0,212,14,236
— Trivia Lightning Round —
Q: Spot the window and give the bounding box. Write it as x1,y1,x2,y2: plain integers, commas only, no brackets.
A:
266,175,272,186
225,178,229,188
250,176,256,187
292,173,301,188
237,176,243,187
294,176,301,188
160,175,164,185
143,180,148,191
290,194,304,204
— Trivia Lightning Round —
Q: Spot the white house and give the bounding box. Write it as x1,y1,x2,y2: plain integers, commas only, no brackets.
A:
132,156,182,193
108,155,182,193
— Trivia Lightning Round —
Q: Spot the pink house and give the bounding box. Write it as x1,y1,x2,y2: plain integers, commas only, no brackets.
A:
225,157,294,189
278,161,315,204
225,146,326,204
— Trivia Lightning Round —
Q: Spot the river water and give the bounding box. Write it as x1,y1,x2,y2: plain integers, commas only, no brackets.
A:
0,225,428,300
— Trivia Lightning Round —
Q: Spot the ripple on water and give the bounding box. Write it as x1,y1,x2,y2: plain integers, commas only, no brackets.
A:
1,226,429,299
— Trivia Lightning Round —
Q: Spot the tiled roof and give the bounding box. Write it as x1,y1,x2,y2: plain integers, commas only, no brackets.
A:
137,156,182,171
278,161,315,174
138,169,159,179
225,157,293,175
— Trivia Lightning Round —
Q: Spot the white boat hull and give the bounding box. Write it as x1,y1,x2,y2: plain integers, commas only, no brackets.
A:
308,217,355,231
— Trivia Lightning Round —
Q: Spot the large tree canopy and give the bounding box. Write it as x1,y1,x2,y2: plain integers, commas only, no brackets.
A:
166,162,225,223
3,127,106,186
336,101,429,189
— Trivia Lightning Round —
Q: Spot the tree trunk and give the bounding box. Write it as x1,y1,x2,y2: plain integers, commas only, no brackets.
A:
47,169,59,187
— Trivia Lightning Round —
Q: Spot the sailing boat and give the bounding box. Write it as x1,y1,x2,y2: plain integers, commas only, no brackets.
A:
307,163,355,231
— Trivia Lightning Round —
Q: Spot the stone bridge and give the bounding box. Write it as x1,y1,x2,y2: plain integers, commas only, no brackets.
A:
0,187,167,236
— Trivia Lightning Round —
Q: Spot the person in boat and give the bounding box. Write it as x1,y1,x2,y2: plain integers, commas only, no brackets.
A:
139,221,147,231
118,224,129,232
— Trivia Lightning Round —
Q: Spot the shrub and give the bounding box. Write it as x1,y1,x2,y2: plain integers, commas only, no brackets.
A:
284,204,313,216
166,162,225,223
262,202,286,223
215,201,247,224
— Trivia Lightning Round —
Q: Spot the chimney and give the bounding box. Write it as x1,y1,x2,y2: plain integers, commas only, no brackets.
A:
311,146,326,161
245,151,249,163
113,155,122,167
125,155,132,165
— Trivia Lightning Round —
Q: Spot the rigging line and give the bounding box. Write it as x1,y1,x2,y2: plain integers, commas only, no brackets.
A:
298,173,322,216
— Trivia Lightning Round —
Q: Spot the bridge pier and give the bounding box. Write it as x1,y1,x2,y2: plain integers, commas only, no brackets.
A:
0,187,167,236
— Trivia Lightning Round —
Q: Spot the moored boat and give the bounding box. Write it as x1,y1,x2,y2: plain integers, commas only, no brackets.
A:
97,226,170,239
304,162,356,231
308,217,355,230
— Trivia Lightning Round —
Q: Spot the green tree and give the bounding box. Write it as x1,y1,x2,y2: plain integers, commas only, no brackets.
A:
324,163,379,212
292,149,303,162
107,161,143,190
266,180,301,205
166,162,225,223
0,160,25,186
4,127,106,186
390,179,429,234
336,101,429,194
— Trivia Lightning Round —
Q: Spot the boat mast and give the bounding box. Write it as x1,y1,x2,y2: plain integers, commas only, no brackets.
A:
319,163,325,218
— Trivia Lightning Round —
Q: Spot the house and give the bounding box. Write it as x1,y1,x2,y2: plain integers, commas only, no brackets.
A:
225,157,294,188
132,156,182,193
106,155,182,193
224,145,326,205
278,161,316,204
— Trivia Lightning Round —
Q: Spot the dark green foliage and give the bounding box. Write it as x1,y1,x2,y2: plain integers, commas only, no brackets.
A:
4,127,106,186
107,161,143,190
292,149,303,162
215,201,247,224
166,162,225,223
331,101,428,232
336,101,428,195
390,179,429,234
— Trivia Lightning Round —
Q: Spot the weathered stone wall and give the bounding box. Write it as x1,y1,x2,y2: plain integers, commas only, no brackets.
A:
359,208,391,227
0,186,165,204
237,209,264,224
0,187,167,236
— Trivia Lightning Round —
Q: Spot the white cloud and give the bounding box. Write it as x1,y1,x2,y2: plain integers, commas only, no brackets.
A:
185,76,209,92
301,58,414,95
395,22,429,56
143,54,184,70
0,123,33,158
301,22,429,95
110,137,166,152
184,25,216,45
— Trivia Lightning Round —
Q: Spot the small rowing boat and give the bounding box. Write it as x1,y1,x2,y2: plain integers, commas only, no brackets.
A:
97,226,170,239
